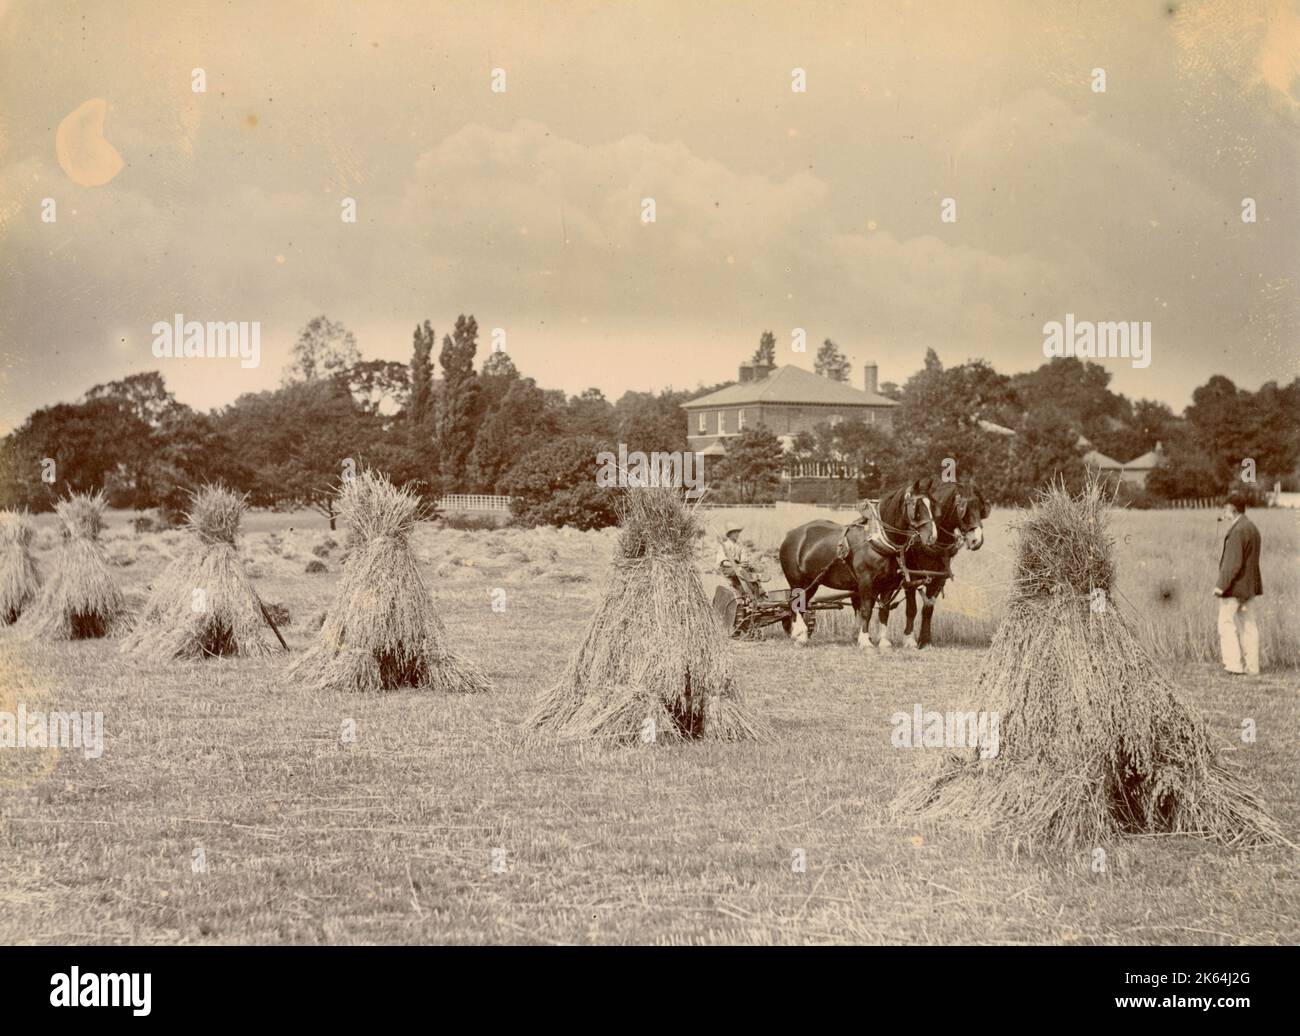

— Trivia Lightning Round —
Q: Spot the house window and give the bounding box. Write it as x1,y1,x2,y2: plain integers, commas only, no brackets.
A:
738,408,746,430
719,411,727,435
698,411,707,434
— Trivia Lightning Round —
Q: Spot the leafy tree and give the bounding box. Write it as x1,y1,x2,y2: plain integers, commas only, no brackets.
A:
615,389,689,454
997,405,1088,503
85,371,183,427
283,315,361,385
1185,374,1263,486
711,425,784,503
1009,358,1127,442
142,408,251,522
1130,399,1178,454
499,435,620,529
752,330,777,366
1144,427,1221,500
563,387,618,440
407,321,436,439
477,349,521,417
1246,378,1300,486
825,419,902,496
434,314,483,489
466,377,560,493
217,380,382,528
337,360,409,418
892,358,1008,488
814,338,851,382
0,399,152,510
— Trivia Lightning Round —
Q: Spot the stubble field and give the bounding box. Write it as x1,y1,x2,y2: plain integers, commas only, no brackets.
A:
1,506,1296,944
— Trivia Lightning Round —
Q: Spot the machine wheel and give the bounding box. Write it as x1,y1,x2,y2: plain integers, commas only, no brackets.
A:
711,584,743,636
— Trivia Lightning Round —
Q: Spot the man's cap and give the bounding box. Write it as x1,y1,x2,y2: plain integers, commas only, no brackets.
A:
726,526,743,535
1224,490,1249,512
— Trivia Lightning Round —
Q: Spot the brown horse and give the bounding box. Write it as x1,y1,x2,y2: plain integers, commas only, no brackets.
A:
871,478,990,649
778,480,938,648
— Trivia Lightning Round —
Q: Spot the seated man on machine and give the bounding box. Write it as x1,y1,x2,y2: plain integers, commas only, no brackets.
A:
716,526,763,604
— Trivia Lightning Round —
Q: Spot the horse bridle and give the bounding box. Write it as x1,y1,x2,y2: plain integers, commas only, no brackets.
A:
875,492,935,555
928,490,982,554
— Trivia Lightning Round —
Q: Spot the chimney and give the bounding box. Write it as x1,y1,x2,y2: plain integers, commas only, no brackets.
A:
863,362,878,395
738,363,754,383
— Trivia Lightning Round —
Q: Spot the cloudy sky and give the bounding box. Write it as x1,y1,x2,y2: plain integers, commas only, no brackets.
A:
1,0,1297,430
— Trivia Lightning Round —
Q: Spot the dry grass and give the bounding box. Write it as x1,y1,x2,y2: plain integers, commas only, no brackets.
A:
526,487,769,744
18,492,125,640
121,486,281,661
0,596,1295,945
893,480,1283,853
0,511,41,625
288,471,491,694
1,504,1294,945
705,504,1300,666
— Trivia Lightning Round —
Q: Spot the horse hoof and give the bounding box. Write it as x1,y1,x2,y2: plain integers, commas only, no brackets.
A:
903,635,918,650
857,631,873,650
878,638,892,652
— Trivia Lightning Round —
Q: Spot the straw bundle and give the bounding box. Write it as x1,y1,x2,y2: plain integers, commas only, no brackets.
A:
121,485,282,659
20,491,125,639
525,486,769,744
893,478,1281,852
289,469,490,692
0,510,41,625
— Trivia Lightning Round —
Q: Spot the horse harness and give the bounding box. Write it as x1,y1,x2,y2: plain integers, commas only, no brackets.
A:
801,499,946,603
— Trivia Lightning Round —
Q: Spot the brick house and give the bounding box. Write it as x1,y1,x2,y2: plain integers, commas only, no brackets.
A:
681,362,899,458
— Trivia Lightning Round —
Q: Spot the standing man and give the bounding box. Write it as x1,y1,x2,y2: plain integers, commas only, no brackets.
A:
1214,491,1263,676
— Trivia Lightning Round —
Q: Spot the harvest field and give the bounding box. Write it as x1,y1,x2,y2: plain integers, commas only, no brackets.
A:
1,506,1296,944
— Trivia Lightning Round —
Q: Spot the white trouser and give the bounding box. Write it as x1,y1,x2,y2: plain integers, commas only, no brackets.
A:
1218,597,1260,675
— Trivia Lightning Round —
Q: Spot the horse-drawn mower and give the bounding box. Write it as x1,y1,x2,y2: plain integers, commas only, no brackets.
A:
710,493,954,642
711,581,858,639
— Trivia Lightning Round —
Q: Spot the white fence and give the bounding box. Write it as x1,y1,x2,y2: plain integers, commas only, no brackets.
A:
437,494,513,513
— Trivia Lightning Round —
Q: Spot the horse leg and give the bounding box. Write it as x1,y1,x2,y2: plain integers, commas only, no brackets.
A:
859,591,877,650
917,583,942,649
789,579,821,645
903,588,919,649
876,599,893,651
789,603,809,645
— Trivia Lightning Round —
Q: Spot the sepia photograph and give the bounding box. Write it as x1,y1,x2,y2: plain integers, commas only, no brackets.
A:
0,0,1297,1013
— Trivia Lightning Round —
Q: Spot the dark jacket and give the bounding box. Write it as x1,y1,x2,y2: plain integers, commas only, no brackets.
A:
1217,516,1263,601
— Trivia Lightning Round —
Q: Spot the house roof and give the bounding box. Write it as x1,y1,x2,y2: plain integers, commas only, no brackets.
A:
680,364,899,409
1122,447,1163,470
1083,449,1124,469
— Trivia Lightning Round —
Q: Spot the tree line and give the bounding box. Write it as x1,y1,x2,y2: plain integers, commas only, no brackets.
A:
715,337,1299,511
1,319,1295,528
